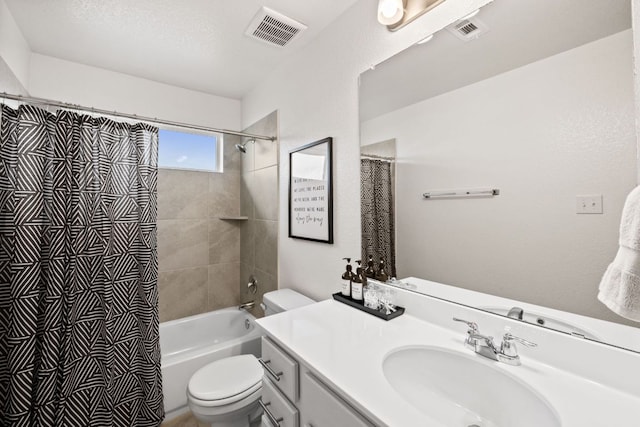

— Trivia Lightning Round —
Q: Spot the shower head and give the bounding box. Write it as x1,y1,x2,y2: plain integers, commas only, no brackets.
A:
235,139,256,154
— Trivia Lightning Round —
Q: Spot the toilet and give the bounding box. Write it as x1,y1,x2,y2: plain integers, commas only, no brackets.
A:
187,289,314,427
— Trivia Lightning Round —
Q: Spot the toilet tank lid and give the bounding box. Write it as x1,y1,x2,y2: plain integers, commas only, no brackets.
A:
263,289,314,311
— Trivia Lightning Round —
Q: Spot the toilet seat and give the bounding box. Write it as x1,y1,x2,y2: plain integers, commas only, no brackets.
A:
188,381,261,407
187,354,263,407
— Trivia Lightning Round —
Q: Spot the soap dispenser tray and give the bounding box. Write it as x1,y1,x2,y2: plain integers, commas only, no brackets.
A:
332,292,405,321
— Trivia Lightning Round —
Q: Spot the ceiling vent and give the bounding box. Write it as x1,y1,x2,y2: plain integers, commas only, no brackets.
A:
446,17,489,42
245,7,307,48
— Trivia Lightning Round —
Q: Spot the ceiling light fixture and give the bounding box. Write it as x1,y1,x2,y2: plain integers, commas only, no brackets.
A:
379,0,448,32
377,0,404,26
416,34,434,45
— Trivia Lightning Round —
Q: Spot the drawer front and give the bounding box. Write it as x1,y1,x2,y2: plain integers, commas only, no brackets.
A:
300,372,374,427
261,377,299,427
261,336,298,402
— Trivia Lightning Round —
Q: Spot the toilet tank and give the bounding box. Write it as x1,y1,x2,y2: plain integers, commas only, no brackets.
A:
263,289,314,316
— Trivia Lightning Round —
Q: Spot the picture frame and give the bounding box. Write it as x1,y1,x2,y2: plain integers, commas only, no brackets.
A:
288,137,334,243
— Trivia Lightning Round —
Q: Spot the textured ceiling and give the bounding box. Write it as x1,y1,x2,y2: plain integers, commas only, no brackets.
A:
5,0,359,99
360,0,632,121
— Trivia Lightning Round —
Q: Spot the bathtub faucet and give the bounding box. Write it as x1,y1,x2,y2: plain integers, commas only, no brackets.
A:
239,301,255,311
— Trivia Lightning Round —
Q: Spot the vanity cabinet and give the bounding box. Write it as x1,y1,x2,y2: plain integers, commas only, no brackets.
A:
262,377,298,427
262,336,299,402
298,371,372,427
260,336,375,427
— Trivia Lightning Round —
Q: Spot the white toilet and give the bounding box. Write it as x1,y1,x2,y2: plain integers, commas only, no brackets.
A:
187,289,314,427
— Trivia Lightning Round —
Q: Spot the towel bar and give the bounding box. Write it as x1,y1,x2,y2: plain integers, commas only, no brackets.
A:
422,188,500,199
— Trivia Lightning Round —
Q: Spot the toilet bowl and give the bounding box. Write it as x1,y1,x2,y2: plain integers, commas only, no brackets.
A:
187,354,263,427
187,289,314,427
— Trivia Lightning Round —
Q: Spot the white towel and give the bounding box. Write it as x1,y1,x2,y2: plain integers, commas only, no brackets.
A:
598,186,640,322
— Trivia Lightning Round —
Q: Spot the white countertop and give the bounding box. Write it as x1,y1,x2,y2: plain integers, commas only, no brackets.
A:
257,299,640,427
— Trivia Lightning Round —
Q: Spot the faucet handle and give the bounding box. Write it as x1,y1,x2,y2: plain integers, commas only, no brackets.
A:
453,318,480,351
452,317,479,334
498,330,537,366
247,275,258,295
503,332,537,348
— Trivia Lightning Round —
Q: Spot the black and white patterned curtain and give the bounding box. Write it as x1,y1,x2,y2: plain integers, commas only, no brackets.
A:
0,105,163,426
361,158,396,278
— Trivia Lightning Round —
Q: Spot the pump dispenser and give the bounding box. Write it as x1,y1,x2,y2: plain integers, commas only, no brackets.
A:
341,258,354,297
376,259,389,282
365,254,377,279
352,260,364,301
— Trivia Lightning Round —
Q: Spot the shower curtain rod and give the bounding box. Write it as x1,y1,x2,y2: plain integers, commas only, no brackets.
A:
361,153,395,161
0,92,277,141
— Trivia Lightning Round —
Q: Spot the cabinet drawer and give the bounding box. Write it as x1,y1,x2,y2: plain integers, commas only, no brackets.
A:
300,372,373,427
261,377,299,427
261,336,298,402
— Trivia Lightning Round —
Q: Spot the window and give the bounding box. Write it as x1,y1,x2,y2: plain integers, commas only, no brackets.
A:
158,128,221,172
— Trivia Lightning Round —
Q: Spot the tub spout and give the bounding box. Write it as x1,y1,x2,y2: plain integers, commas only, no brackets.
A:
239,301,255,311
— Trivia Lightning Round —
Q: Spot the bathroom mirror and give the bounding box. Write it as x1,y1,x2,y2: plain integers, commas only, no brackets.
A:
359,0,640,352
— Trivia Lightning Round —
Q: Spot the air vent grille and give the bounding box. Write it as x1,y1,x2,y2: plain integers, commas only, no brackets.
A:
245,7,307,48
457,20,478,35
446,17,489,42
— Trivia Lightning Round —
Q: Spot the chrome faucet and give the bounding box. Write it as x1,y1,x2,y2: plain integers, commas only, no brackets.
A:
239,301,255,311
507,306,524,320
453,318,537,366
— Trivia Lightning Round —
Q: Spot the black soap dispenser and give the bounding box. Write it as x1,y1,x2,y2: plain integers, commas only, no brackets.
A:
365,254,377,279
341,258,354,297
352,260,364,301
376,259,389,282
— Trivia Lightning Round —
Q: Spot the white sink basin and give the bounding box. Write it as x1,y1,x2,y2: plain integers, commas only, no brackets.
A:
383,346,560,427
480,306,599,340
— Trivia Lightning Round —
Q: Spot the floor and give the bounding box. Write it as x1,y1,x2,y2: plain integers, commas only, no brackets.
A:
162,412,262,427
161,412,208,427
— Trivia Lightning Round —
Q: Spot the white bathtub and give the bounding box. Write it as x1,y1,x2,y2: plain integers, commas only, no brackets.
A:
160,308,262,418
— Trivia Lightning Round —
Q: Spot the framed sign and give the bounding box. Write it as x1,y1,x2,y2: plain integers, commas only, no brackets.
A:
288,137,334,243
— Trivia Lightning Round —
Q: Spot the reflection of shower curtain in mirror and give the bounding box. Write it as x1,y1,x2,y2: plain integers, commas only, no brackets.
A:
361,158,396,277
0,105,163,426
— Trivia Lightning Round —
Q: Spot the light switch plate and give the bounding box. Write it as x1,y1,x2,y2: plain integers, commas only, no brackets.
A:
576,194,603,214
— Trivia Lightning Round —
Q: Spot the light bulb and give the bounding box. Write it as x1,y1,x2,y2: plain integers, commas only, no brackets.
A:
378,0,404,25
380,0,400,17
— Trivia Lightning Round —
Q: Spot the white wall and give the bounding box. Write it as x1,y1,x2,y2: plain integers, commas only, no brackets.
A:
28,54,241,130
242,0,492,302
360,30,636,323
0,0,241,129
0,0,30,89
0,56,26,96
634,0,640,183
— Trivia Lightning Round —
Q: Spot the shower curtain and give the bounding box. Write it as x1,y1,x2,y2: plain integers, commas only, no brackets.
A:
360,158,396,278
0,105,163,426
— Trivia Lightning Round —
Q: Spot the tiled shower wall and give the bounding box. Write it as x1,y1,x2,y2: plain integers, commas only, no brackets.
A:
240,111,279,317
157,134,243,322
